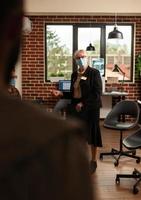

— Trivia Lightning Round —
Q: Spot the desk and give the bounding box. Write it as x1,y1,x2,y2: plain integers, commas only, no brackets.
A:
100,91,128,119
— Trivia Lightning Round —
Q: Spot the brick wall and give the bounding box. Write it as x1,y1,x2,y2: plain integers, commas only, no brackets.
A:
22,16,141,109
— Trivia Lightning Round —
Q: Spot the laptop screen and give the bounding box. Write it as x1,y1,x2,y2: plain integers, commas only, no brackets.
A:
58,80,71,92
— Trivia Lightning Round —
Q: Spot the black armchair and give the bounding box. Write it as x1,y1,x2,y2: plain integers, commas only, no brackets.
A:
116,128,141,194
100,100,140,166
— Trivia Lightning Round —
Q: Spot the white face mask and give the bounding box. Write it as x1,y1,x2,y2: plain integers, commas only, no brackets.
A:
76,57,88,68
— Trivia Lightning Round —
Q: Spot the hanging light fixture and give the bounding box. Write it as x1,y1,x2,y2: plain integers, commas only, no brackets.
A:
108,13,123,39
86,43,95,51
86,26,95,51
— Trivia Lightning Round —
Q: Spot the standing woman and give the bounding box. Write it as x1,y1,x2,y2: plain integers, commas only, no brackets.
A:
70,49,102,173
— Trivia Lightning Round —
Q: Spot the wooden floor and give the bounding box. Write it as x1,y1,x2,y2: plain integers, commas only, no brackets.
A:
92,120,141,200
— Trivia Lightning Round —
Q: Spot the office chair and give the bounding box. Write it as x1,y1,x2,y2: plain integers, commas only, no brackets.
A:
100,100,140,166
116,128,141,194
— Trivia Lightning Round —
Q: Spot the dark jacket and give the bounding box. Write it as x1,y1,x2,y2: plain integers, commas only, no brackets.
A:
70,66,102,109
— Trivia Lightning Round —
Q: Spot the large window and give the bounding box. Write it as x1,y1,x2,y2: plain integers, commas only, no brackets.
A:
45,25,73,80
45,24,134,82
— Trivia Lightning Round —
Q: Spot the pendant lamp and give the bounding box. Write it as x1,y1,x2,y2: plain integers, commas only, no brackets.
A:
86,27,95,51
86,43,95,51
108,14,123,39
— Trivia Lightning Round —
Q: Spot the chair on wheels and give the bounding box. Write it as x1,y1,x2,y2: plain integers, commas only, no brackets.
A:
116,128,141,194
100,100,140,166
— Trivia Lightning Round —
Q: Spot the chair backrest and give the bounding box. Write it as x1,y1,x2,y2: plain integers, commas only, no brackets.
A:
104,100,140,129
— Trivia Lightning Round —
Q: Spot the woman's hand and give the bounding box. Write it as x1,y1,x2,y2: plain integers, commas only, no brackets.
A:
75,102,83,112
51,89,63,97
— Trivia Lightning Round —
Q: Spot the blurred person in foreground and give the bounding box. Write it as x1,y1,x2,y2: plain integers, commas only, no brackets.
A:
7,68,21,99
68,49,102,174
0,1,93,200
7,83,21,100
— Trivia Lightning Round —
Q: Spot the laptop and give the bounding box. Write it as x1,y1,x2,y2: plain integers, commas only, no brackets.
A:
58,80,71,92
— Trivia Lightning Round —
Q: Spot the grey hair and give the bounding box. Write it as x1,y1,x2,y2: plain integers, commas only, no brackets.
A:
74,49,87,59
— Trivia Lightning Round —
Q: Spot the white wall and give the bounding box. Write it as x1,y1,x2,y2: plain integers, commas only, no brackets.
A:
25,0,141,15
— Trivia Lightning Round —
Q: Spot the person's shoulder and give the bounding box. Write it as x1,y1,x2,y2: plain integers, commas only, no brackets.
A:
0,93,85,144
7,85,21,99
89,66,100,75
88,66,98,72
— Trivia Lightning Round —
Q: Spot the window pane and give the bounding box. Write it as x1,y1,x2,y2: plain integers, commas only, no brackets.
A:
106,25,132,81
78,28,103,75
46,25,73,80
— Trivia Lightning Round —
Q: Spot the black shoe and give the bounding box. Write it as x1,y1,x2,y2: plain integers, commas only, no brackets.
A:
90,161,97,174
